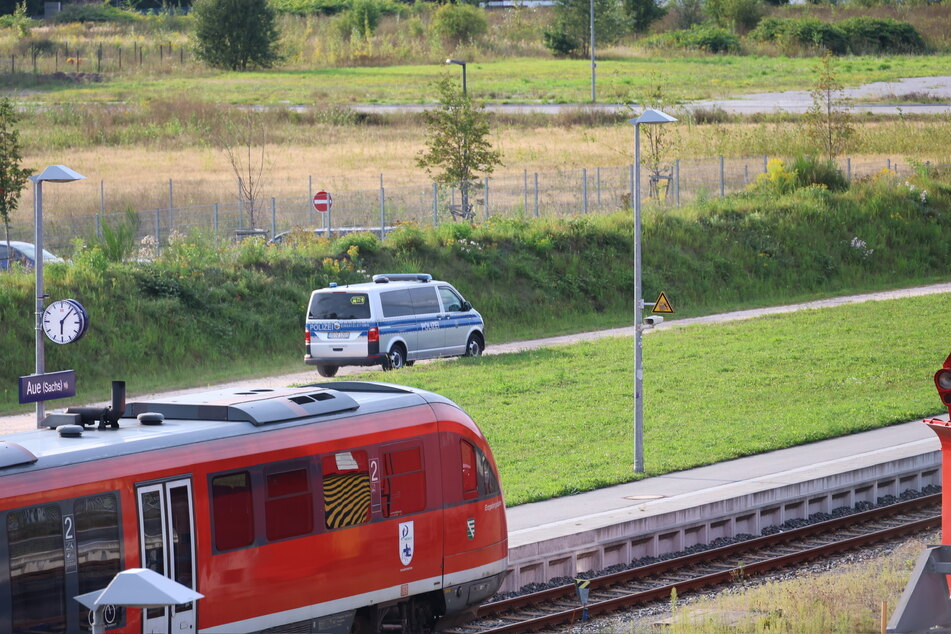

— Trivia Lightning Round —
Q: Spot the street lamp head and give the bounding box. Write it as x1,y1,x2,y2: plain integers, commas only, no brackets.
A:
628,108,678,126
445,59,466,66
31,164,86,184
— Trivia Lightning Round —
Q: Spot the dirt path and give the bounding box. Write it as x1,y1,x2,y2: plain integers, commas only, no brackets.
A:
3,281,949,435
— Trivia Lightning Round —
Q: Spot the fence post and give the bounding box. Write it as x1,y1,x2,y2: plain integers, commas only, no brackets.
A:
379,174,385,238
483,177,489,220
432,183,438,227
847,157,852,182
582,168,588,215
98,180,104,239
533,173,539,218
523,169,528,215
168,178,174,233
763,154,768,173
629,164,634,205
596,167,601,207
271,197,276,238
308,175,313,226
214,203,219,238
744,164,749,184
154,210,161,256
675,159,681,207
887,158,892,171
719,155,725,197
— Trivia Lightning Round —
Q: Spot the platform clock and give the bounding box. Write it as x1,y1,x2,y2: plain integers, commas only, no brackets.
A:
42,299,89,344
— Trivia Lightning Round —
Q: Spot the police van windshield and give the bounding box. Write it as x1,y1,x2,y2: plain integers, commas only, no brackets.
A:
309,293,371,320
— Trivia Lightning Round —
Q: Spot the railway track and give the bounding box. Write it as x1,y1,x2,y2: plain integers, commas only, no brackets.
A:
449,493,941,634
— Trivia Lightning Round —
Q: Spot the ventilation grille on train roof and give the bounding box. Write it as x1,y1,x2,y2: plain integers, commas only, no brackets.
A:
127,387,360,426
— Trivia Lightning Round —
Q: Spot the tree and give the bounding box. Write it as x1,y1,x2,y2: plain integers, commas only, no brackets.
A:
192,0,279,71
543,0,626,58
416,77,502,218
216,110,270,231
0,97,33,271
806,53,854,164
624,0,667,34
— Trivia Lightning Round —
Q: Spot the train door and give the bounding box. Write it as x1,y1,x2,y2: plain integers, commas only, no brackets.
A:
136,479,197,634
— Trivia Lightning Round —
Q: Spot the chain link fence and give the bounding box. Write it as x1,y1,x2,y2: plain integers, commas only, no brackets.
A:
5,155,918,255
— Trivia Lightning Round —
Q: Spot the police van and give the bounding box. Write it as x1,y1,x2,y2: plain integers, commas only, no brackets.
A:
305,273,485,377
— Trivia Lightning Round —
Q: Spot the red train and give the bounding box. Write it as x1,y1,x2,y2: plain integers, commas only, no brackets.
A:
0,380,508,633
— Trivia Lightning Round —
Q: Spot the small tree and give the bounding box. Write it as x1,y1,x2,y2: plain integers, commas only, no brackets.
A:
543,0,626,58
806,53,854,164
629,78,680,200
192,0,280,71
416,77,502,218
624,0,667,34
0,97,33,270
216,110,270,231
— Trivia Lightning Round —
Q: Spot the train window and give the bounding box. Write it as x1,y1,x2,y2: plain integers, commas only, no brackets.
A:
211,472,254,550
266,468,313,541
7,504,66,633
323,451,371,529
382,447,426,518
477,448,500,497
75,494,123,632
460,441,478,500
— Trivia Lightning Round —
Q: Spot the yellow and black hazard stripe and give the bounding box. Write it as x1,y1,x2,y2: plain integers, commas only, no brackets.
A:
324,472,371,529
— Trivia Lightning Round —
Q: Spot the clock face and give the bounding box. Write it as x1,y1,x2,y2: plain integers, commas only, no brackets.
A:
43,299,88,345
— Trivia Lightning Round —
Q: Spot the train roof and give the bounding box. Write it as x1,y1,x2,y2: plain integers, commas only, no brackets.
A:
0,381,458,476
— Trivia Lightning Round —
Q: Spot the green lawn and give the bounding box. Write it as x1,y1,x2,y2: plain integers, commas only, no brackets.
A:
343,292,949,506
22,55,951,105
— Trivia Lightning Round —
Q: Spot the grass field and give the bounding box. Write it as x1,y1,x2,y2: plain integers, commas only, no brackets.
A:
329,292,950,507
17,54,951,106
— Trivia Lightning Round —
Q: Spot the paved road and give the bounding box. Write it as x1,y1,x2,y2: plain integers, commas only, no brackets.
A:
3,281,949,435
351,75,951,116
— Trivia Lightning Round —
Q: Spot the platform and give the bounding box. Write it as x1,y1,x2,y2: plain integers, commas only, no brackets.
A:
501,416,946,592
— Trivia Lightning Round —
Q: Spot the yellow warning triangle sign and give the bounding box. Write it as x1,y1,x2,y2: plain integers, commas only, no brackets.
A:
652,292,674,314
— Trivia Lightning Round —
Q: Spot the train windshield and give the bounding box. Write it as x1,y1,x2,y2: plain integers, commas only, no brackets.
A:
309,293,371,320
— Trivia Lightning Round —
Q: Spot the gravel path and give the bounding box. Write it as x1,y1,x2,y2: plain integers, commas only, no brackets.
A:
3,281,949,435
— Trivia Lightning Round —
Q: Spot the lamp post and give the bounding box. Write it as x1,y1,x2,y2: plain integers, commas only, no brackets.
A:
628,109,676,473
590,0,596,102
445,59,467,95
32,164,85,427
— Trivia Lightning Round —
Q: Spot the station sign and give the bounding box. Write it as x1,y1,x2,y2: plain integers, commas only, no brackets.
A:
19,369,77,404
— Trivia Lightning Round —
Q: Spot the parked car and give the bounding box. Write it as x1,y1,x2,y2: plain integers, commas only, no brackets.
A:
0,241,63,271
305,273,485,377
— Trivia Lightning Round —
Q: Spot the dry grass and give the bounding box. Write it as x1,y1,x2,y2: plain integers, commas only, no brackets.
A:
637,532,939,634
13,114,951,224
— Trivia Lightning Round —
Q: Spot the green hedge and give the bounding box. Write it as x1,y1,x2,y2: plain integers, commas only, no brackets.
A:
749,16,926,55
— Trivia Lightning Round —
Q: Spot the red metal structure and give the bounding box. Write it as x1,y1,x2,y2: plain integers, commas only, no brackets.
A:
0,381,508,633
888,352,951,634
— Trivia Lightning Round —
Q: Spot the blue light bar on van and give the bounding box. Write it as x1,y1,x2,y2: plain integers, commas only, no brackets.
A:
372,274,432,284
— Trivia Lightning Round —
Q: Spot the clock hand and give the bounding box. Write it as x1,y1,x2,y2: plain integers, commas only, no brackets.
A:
59,307,76,336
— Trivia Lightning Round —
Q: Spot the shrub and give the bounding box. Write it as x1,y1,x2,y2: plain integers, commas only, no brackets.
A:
748,17,848,55
792,155,849,192
644,23,741,53
269,0,349,15
837,17,926,55
344,0,383,37
543,28,583,57
50,5,141,23
430,3,489,44
193,0,281,70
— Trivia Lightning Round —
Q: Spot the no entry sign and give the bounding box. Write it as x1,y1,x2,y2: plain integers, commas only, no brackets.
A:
313,190,333,213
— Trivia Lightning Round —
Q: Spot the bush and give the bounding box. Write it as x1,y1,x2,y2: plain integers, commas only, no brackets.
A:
344,0,383,37
50,5,141,23
644,23,741,53
748,18,848,55
430,3,489,44
791,155,849,192
543,28,583,57
193,0,281,70
838,17,926,55
269,0,349,15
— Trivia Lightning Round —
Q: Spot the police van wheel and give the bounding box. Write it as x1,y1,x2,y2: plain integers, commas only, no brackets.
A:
387,345,407,371
316,364,339,378
465,334,484,357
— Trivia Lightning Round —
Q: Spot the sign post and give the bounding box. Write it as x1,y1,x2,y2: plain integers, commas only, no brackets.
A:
313,190,333,238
